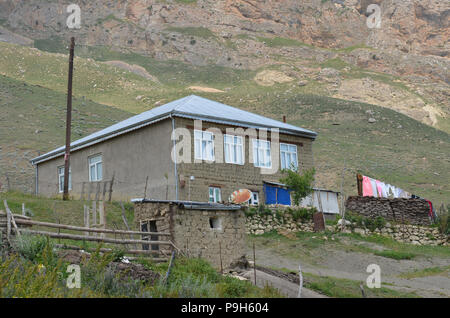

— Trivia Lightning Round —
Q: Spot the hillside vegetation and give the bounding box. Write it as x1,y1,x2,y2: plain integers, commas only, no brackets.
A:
0,41,448,204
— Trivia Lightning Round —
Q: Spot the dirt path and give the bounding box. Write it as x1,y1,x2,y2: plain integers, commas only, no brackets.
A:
247,238,450,298
241,269,327,298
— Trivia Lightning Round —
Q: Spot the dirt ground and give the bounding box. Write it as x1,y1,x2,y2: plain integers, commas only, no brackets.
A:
246,235,450,298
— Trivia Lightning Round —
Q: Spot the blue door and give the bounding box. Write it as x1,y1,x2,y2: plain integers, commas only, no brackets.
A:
264,184,291,205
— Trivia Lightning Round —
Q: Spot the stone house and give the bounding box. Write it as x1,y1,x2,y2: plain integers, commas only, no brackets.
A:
31,95,317,204
133,199,246,270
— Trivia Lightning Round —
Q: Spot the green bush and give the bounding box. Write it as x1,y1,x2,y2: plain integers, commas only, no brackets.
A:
345,212,386,231
216,276,252,297
244,206,257,217
285,207,316,222
13,234,57,267
279,168,315,205
434,205,449,235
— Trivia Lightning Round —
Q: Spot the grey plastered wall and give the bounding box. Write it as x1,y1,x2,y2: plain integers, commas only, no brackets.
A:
175,117,315,203
36,118,176,201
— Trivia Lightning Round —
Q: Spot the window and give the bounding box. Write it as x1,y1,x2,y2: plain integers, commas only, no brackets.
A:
280,143,298,170
209,187,221,203
252,139,271,168
209,217,222,230
249,192,259,205
58,166,72,193
224,134,244,164
88,155,102,182
194,130,214,161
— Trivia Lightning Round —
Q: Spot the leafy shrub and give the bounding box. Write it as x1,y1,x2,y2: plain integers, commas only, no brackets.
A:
216,276,252,297
279,168,315,205
345,212,386,231
13,234,57,267
434,205,449,235
257,204,273,217
244,206,257,217
285,207,316,222
156,274,217,298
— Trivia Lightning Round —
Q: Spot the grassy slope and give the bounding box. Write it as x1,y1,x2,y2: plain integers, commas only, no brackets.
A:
0,40,449,203
0,73,132,192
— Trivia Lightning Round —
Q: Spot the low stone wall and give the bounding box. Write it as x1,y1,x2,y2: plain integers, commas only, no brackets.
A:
340,223,447,246
245,213,448,246
345,196,431,226
246,214,319,235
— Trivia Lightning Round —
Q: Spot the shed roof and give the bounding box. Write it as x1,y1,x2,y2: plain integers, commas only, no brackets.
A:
31,95,317,165
131,199,242,211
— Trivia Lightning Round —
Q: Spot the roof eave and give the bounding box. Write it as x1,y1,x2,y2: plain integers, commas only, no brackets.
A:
173,111,318,139
30,113,173,165
31,110,317,165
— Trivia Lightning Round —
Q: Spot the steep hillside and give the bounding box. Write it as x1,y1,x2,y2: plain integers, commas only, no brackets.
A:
0,41,448,204
0,74,131,193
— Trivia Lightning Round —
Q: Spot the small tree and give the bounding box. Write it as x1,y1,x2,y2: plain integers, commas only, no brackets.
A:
279,167,315,206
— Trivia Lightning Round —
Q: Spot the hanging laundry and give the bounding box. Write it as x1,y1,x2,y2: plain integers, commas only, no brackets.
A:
381,182,389,198
375,180,384,198
386,184,395,198
362,176,373,196
370,178,378,197
425,200,434,219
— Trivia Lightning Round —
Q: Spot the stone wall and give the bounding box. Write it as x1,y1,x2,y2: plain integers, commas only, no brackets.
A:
245,209,447,246
345,196,432,226
175,117,315,204
134,201,246,270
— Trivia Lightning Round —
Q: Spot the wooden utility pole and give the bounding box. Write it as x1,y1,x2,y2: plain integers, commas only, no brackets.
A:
63,37,75,200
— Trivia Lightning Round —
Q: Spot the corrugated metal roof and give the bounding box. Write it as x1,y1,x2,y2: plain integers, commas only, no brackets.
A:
31,95,317,164
131,198,242,210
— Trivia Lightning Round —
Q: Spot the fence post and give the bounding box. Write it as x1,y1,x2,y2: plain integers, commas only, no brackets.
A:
99,201,105,238
108,172,115,202
22,203,25,216
92,200,97,231
4,200,11,242
6,174,11,192
80,182,85,201
253,242,257,285
84,205,90,236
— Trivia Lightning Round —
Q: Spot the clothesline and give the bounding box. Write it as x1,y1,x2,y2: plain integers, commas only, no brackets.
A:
361,175,410,199
361,175,436,220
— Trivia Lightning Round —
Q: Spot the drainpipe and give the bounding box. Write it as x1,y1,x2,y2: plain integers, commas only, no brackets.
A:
35,164,39,195
171,115,179,200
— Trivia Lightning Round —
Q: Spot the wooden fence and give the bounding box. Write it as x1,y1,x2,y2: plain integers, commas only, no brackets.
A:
1,200,176,262
80,177,114,202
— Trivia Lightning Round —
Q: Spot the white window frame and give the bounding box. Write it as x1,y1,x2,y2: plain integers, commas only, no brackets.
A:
249,192,259,206
88,155,103,182
252,139,272,168
58,166,72,193
208,187,221,203
224,134,244,165
194,130,215,161
280,143,298,171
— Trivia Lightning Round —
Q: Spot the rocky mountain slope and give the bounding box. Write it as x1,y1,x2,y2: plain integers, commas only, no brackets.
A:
0,0,448,202
0,0,448,131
